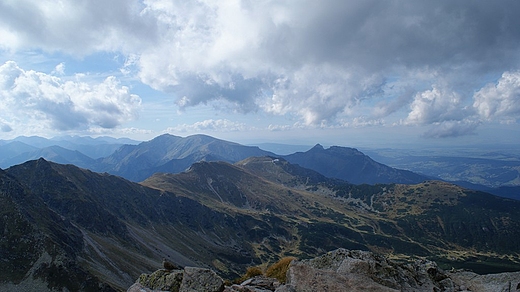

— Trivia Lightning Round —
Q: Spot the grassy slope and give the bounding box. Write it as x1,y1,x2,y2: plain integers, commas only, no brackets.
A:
143,158,520,274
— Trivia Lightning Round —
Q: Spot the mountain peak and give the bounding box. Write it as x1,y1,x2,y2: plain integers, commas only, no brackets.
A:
311,143,324,151
36,157,50,165
284,144,429,184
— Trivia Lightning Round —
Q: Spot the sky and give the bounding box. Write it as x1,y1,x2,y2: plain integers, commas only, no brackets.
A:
1,0,520,148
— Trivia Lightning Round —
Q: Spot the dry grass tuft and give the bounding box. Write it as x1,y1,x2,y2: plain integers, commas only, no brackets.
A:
265,257,296,283
234,266,264,284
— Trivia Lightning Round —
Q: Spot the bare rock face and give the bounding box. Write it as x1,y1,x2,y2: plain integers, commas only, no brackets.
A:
224,276,281,292
286,249,430,292
133,269,183,292
180,267,225,292
449,270,520,292
281,249,520,292
128,267,224,292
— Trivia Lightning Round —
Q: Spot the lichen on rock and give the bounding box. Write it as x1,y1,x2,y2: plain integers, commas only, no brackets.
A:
132,267,224,292
137,269,184,292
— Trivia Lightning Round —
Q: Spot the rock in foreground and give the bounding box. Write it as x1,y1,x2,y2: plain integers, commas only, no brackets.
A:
280,249,520,292
128,267,224,292
131,249,520,292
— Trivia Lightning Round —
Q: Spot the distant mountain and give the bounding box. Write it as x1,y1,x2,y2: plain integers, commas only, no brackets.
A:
1,145,97,169
3,158,520,290
486,185,520,201
283,144,430,184
250,143,313,155
0,135,140,167
12,135,57,148
51,135,139,146
0,141,38,167
49,135,140,159
97,134,276,181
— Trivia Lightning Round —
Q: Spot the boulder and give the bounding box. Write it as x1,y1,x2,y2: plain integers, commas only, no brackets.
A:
224,276,280,292
130,267,224,292
137,269,184,292
284,249,454,292
282,249,520,292
449,270,520,292
180,267,225,292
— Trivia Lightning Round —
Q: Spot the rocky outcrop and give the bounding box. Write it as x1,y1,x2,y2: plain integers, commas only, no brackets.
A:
280,249,520,292
127,267,224,292
130,249,520,292
224,276,282,292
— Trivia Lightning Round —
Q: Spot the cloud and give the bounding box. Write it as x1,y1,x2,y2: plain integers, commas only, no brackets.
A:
0,119,12,132
53,62,65,75
423,119,480,139
166,119,247,133
405,86,468,125
2,1,520,136
0,61,141,133
133,0,520,128
0,0,157,54
473,71,520,123
403,72,520,137
402,84,485,138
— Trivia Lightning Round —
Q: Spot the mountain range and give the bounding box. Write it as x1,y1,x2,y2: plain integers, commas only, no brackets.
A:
0,135,139,169
4,133,518,199
2,155,520,290
1,134,433,185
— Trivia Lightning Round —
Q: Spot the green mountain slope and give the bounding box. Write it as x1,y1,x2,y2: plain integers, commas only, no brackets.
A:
144,157,520,272
3,157,520,290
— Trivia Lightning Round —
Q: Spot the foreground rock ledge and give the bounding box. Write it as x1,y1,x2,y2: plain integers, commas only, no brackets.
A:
129,249,520,292
128,267,224,292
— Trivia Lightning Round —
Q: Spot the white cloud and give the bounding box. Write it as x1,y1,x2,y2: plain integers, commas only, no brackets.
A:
268,124,293,132
166,119,247,133
0,61,141,134
349,117,385,128
53,62,65,75
405,86,466,125
473,71,520,122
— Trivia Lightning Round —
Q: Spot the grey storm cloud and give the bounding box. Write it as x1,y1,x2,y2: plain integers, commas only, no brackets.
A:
1,0,520,137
